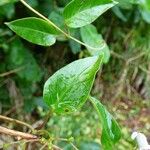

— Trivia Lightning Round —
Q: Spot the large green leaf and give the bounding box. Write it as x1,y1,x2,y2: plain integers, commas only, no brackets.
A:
80,24,110,63
90,96,121,150
43,55,103,114
5,17,59,46
63,0,117,28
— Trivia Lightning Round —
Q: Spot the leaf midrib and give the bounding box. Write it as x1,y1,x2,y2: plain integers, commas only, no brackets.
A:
66,3,114,22
8,24,56,36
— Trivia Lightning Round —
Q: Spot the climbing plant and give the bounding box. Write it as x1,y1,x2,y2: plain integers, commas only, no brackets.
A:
1,0,149,149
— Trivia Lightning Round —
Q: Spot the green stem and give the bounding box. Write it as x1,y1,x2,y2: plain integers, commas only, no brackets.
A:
35,110,52,130
20,0,105,51
88,95,98,113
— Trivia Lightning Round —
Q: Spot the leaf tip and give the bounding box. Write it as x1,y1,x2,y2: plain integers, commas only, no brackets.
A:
113,0,119,5
4,22,9,26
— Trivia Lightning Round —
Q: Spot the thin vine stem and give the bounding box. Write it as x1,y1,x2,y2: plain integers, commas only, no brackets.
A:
0,115,34,132
35,110,52,130
0,66,25,77
3,139,39,149
70,142,79,150
39,143,47,150
20,0,105,51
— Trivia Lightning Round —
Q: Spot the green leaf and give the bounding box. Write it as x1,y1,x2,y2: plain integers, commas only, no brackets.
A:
48,9,68,41
7,38,42,82
112,6,128,22
80,24,110,63
139,0,150,23
69,28,81,54
115,0,137,9
139,0,150,11
43,55,103,115
5,17,59,46
140,11,150,23
49,10,65,29
0,3,15,19
90,96,121,150
0,0,18,6
63,0,117,28
26,0,38,7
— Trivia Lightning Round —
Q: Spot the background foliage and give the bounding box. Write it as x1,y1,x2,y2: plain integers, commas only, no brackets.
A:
0,0,150,149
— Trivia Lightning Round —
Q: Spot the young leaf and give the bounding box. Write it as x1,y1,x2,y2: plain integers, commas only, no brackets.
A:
5,17,59,46
80,24,110,63
63,0,117,28
43,55,103,115
90,96,121,150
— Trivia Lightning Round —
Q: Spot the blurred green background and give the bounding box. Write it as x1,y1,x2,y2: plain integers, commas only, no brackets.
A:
0,0,150,149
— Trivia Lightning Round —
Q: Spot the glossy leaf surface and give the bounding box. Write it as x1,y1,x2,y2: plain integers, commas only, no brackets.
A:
63,0,117,28
6,17,59,46
90,96,121,150
43,55,103,114
80,24,110,63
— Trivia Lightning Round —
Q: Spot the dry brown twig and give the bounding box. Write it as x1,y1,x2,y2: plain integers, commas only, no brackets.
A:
0,126,62,149
0,115,34,131
0,66,25,78
0,115,62,149
0,126,37,140
111,51,146,101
